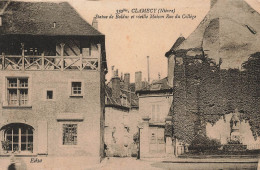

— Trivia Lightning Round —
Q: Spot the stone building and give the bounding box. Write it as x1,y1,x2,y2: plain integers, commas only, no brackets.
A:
0,1,107,169
167,0,260,152
136,77,173,158
136,47,181,158
104,70,140,157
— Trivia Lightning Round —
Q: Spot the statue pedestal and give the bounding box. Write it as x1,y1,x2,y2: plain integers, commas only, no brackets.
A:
223,144,247,152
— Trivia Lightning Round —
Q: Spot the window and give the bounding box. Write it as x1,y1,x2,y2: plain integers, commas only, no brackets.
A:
121,94,127,106
150,84,161,91
151,104,161,122
71,82,82,96
47,90,53,100
2,123,33,153
7,78,29,106
62,124,77,145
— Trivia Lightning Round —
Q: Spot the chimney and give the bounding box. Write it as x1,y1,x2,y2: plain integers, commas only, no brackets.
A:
210,0,218,8
92,17,98,30
120,72,123,81
114,69,119,77
124,73,130,90
147,56,150,84
167,53,175,87
111,66,115,77
135,71,142,91
112,71,120,100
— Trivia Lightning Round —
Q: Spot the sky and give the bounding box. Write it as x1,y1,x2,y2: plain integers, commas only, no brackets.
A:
15,0,260,82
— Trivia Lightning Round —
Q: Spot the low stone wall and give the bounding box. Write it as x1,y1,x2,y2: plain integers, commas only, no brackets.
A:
106,143,137,157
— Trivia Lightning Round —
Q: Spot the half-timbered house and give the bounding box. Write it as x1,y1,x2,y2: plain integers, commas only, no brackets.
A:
0,1,107,168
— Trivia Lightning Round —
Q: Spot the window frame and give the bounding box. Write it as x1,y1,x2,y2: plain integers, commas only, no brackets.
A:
58,121,81,148
71,82,82,96
120,94,128,107
68,79,84,98
151,104,161,122
5,77,30,107
2,124,34,153
62,124,78,145
43,88,56,101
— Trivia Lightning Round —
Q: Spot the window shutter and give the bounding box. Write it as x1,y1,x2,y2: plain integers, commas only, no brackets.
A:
37,121,48,155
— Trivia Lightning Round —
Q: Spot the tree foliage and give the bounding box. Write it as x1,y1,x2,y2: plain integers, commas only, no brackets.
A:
172,52,260,144
188,134,221,152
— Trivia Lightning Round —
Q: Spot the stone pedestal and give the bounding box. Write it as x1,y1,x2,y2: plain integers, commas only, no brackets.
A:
223,144,247,152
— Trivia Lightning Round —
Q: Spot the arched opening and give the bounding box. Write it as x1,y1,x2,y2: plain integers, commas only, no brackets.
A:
1,123,34,153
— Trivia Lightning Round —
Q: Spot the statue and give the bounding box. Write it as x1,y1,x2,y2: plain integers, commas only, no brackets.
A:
223,109,247,151
230,108,241,143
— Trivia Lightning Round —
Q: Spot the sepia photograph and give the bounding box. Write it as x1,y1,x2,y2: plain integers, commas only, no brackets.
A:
0,0,260,169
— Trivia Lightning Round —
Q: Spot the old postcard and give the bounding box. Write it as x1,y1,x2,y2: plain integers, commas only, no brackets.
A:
0,0,259,169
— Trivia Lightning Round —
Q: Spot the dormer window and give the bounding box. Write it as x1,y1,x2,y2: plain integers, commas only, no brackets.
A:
121,94,127,106
150,84,161,91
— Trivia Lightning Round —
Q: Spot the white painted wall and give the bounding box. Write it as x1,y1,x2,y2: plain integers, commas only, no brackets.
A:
139,94,173,123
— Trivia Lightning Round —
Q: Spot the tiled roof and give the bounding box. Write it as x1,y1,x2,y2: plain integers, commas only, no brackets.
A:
0,1,102,36
105,85,139,109
165,36,185,57
137,77,173,93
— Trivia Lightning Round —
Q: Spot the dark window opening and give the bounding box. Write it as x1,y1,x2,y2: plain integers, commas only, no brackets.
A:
47,90,53,100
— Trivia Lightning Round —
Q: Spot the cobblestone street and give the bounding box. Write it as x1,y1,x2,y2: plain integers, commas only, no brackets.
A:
96,157,160,170
95,157,260,170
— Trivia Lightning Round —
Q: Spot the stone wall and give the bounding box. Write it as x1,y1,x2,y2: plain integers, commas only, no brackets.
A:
0,70,103,162
171,53,260,145
104,107,139,157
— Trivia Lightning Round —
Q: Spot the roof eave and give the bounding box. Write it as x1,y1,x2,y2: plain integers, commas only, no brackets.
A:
136,88,173,95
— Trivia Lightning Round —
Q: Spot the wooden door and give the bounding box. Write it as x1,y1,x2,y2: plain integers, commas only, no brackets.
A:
149,127,165,154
